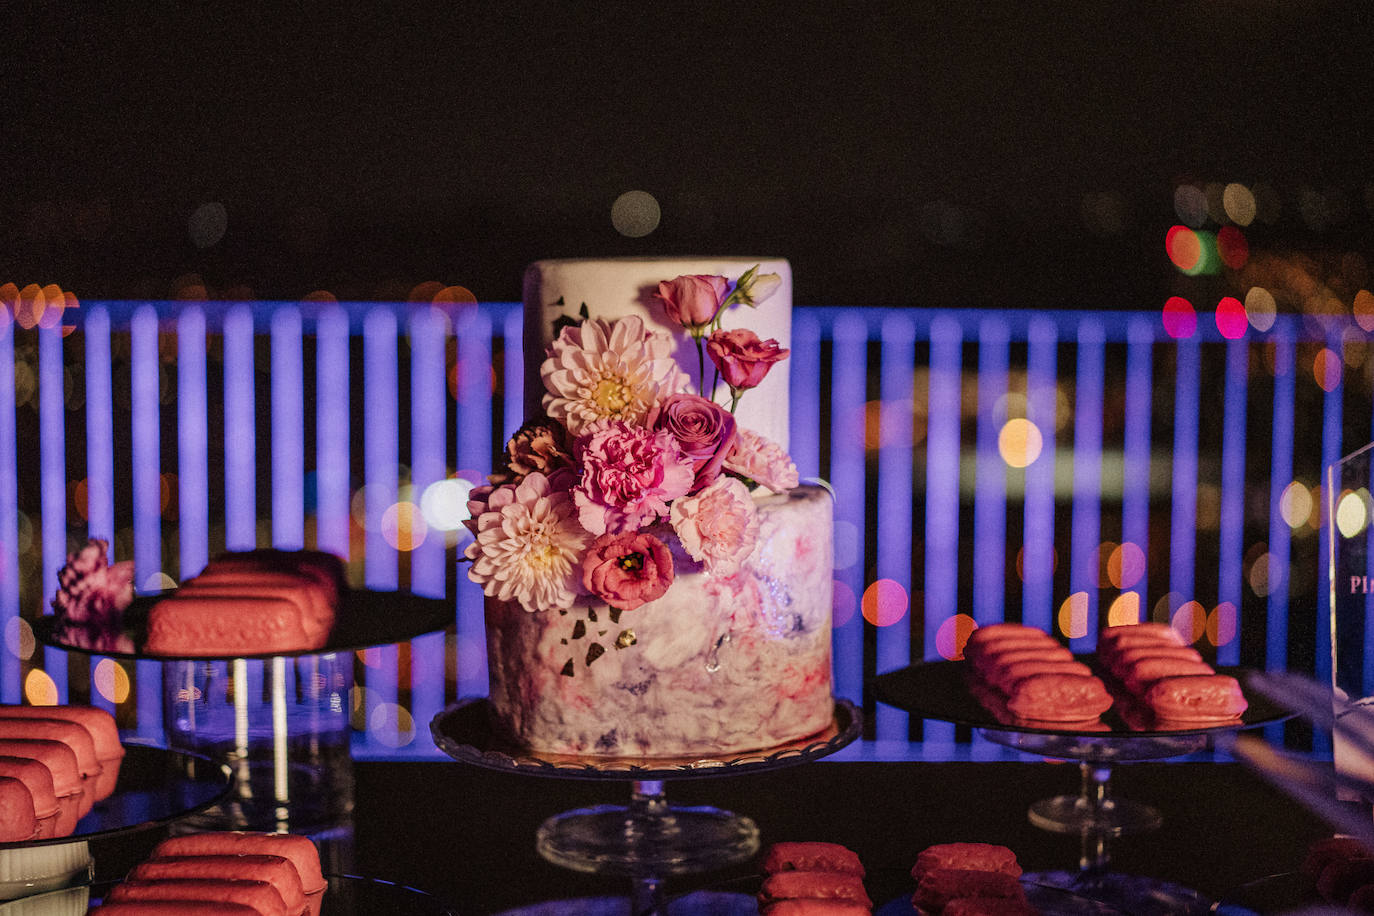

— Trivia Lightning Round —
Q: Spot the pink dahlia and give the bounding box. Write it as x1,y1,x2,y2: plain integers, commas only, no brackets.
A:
540,316,688,436
668,476,760,576
581,530,674,611
574,421,694,536
723,428,799,493
464,472,592,613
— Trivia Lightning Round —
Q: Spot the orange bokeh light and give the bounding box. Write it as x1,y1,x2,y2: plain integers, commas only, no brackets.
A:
861,579,909,627
937,613,978,660
1171,600,1207,644
1166,225,1201,272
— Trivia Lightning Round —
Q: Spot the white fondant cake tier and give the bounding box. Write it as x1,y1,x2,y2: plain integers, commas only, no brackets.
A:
484,485,834,757
522,257,793,449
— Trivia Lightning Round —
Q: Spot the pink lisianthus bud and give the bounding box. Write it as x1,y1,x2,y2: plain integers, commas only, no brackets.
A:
706,328,790,391
653,274,729,335
581,530,675,611
646,393,737,493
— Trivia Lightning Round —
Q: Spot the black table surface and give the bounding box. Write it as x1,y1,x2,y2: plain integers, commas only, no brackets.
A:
88,754,1341,914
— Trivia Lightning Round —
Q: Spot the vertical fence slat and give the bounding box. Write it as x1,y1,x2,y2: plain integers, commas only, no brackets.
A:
455,310,492,699
0,311,17,704
923,316,962,746
362,308,400,747
177,306,209,580
1265,331,1297,744
315,306,351,560
409,307,448,741
1121,319,1154,621
84,307,117,713
271,307,305,549
1022,318,1058,633
1068,320,1104,652
1317,332,1345,757
973,319,1009,625
791,314,822,481
1217,338,1250,665
1168,337,1201,627
40,324,68,701
831,315,866,705
503,309,524,442
876,313,914,740
131,305,163,738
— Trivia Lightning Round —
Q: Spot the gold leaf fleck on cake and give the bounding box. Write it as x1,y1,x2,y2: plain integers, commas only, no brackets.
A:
585,643,605,666
560,659,575,677
598,629,607,637
615,629,637,649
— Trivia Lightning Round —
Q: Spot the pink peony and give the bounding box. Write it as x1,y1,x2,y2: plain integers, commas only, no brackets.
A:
540,316,688,436
647,393,737,493
574,421,695,536
465,472,592,613
581,530,675,611
706,328,790,391
723,428,799,493
653,274,729,333
668,476,760,576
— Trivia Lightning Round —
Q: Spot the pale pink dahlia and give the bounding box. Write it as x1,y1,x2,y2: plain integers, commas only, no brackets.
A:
574,421,694,536
465,472,592,613
669,476,760,576
540,316,688,436
723,428,799,493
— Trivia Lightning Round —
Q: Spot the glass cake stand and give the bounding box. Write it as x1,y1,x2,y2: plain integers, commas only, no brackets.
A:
35,589,450,833
431,696,861,915
873,660,1291,915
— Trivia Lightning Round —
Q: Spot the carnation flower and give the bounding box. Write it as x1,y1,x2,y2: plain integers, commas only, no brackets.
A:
540,316,688,437
669,476,760,576
723,428,799,493
581,530,674,611
489,417,576,486
574,421,694,536
647,393,737,493
465,472,592,613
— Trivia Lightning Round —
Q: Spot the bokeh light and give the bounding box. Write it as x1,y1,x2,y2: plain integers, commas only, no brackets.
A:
381,501,427,551
861,579,909,627
1057,592,1090,639
1015,544,1056,582
433,286,479,306
1353,289,1374,332
1107,541,1146,589
1094,541,1118,588
1166,226,1201,272
1207,602,1237,647
834,520,859,571
1153,591,1180,623
1280,480,1314,529
367,703,415,749
38,284,67,330
1106,592,1141,627
142,572,177,592
1162,297,1197,339
3,616,34,660
188,202,228,249
1214,297,1248,339
1171,600,1207,644
998,418,1044,468
1223,183,1257,226
24,669,57,706
937,613,978,660
420,478,473,532
94,658,131,704
1313,347,1342,392
1336,489,1371,538
1248,550,1275,597
16,283,45,330
611,190,661,238
1217,227,1249,270
1174,185,1208,227
832,580,857,628
1245,287,1278,332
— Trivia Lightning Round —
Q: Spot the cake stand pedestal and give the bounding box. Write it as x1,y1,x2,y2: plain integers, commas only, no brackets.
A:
431,697,861,916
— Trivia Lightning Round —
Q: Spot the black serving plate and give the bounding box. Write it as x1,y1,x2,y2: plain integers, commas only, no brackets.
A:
0,744,231,849
33,588,451,661
872,659,1291,738
85,874,458,915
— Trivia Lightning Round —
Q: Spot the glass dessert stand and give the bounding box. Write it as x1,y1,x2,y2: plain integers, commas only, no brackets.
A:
431,696,862,916
873,661,1292,916
35,589,450,835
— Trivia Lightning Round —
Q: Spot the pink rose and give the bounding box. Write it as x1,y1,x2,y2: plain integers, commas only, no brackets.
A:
706,328,789,391
668,476,760,576
646,393,738,493
654,274,729,332
581,530,675,611
574,421,695,536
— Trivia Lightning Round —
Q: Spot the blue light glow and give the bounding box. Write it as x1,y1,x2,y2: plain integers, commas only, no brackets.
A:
131,306,163,736
1022,318,1057,633
876,312,914,739
0,310,16,704
1068,321,1104,650
830,314,866,703
1217,339,1250,665
315,305,351,559
1120,319,1154,620
973,318,1009,625
408,307,448,733
1168,338,1200,628
924,316,962,745
455,309,492,698
177,306,209,578
270,307,305,548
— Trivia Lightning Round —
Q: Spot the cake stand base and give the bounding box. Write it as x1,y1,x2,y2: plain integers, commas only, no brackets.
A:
1024,870,1212,916
535,780,759,877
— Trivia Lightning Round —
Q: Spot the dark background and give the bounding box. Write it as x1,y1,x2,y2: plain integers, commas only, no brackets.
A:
3,2,1373,308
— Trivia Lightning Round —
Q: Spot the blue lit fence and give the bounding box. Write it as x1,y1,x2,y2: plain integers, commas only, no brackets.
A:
0,301,1367,758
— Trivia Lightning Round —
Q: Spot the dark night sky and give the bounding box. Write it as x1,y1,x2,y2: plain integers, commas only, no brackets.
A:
3,2,1372,308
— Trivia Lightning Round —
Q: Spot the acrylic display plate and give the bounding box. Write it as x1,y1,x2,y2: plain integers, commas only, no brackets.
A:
85,874,457,916
872,660,1290,738
0,745,231,849
32,588,450,661
430,697,861,781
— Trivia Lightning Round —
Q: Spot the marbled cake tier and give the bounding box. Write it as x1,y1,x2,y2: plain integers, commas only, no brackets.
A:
523,257,793,449
485,484,834,756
